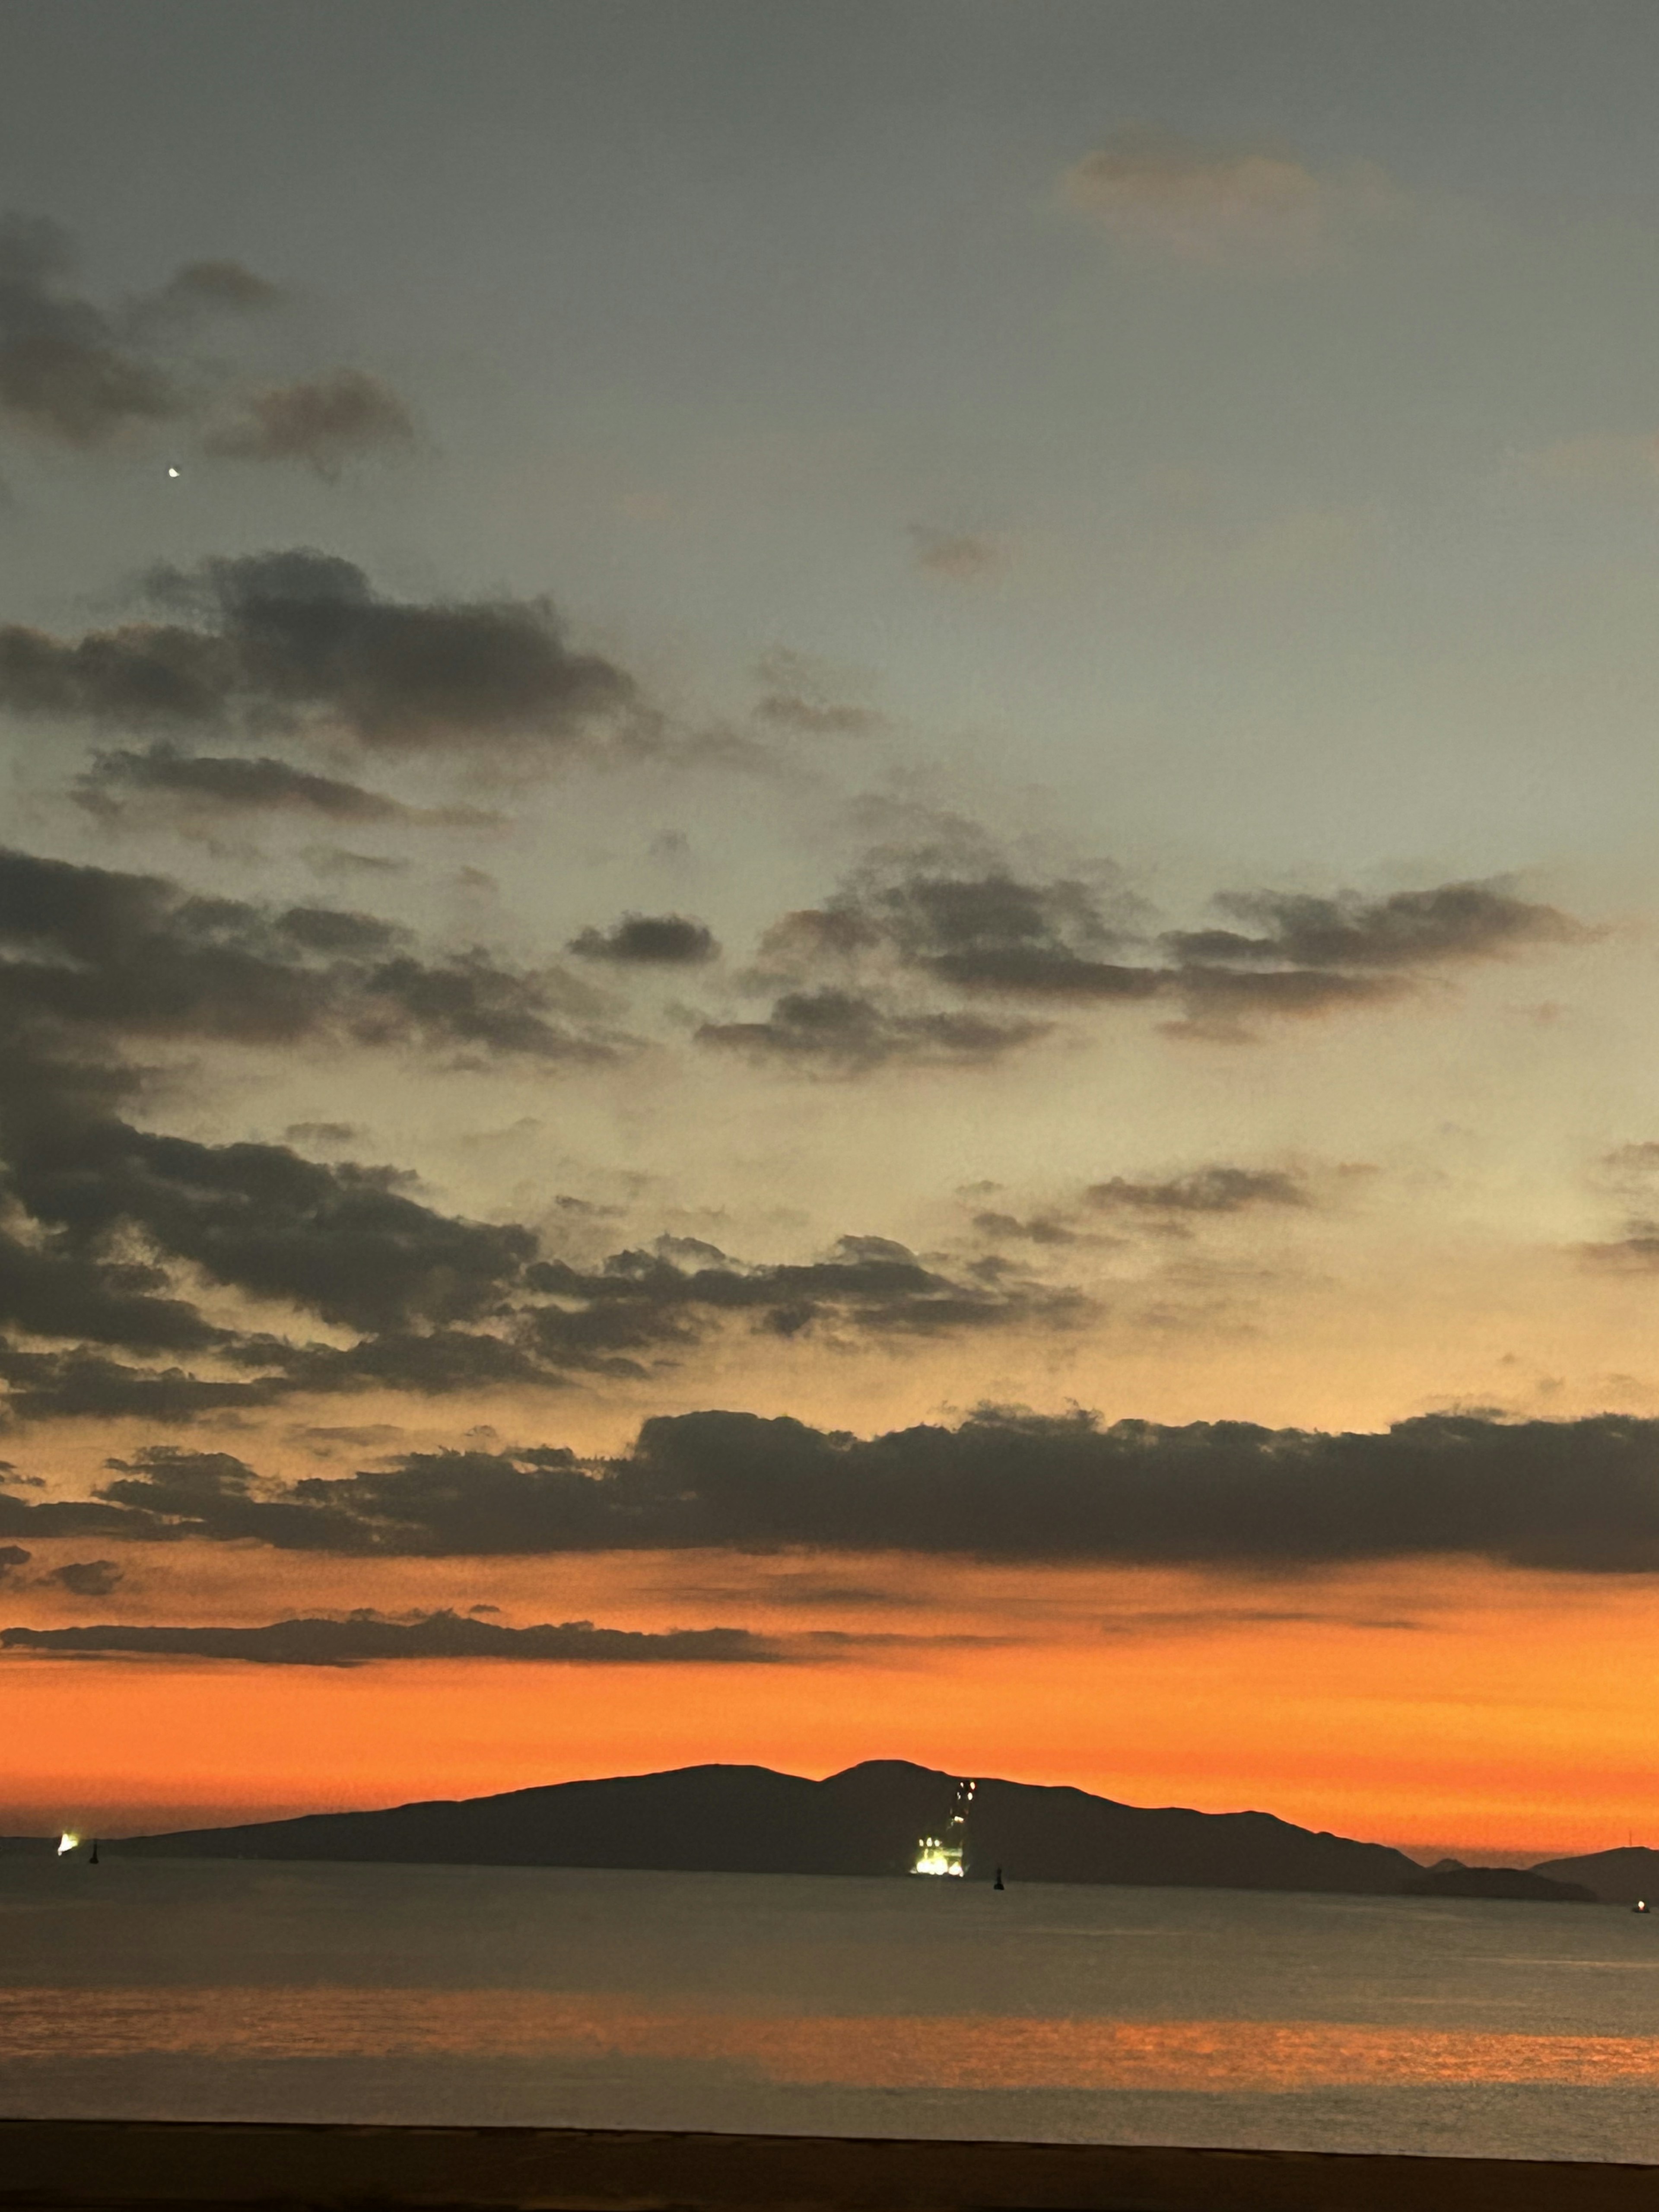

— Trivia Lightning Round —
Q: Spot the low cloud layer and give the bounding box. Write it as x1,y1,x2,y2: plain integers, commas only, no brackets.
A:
9,1408,1659,1573
0,1609,774,1666
0,549,636,757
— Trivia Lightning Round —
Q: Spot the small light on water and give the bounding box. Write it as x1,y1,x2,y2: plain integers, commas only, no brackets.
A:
56,1832,78,1857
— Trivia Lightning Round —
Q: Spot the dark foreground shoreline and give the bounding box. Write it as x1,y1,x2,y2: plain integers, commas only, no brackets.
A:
2,2121,1656,2212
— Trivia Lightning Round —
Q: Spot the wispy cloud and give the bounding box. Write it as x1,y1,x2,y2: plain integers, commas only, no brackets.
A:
0,212,409,470
1060,129,1398,271
199,368,415,477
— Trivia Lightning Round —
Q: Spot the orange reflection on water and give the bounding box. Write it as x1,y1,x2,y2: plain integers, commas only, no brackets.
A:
4,1988,1659,2089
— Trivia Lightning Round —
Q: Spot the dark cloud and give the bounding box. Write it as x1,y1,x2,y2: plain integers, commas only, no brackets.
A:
927,948,1164,999
1163,964,1404,1036
569,915,719,966
0,1460,175,1533
0,216,282,450
525,1234,1087,1363
0,1544,29,1580
356,950,614,1062
77,745,459,826
731,854,1587,1063
0,1347,288,1426
750,861,1142,1007
1164,884,1587,971
0,550,636,756
971,1212,1080,1246
699,988,1049,1071
0,1610,775,1667
1580,1222,1659,1271
0,845,615,1424
12,1122,537,1335
273,1328,569,1402
0,1227,226,1354
1085,1166,1310,1215
0,213,184,446
0,332,178,450
43,1558,123,1597
0,847,613,1065
0,213,420,474
0,844,1113,1431
21,1406,1659,1573
869,868,1137,985
200,369,415,476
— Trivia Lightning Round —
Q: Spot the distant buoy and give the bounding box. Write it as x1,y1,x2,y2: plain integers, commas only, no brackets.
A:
993,1865,1005,1891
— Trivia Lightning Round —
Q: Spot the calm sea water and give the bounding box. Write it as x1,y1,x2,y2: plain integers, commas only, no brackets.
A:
4,1856,1659,2159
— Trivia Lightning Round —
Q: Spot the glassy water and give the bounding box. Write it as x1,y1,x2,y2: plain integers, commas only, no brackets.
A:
5,1856,1659,2159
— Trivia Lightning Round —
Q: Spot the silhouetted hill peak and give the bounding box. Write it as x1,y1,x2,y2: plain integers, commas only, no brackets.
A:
107,1759,1422,1895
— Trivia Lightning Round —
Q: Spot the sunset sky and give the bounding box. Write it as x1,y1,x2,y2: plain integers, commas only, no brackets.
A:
5,0,1659,1860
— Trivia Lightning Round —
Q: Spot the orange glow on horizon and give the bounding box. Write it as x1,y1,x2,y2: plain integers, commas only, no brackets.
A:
5,1552,1656,1860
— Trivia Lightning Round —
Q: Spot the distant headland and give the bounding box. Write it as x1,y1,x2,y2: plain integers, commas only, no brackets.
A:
4,1760,1649,1902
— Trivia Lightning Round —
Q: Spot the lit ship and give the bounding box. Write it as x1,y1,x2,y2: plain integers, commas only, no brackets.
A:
911,1777,976,1877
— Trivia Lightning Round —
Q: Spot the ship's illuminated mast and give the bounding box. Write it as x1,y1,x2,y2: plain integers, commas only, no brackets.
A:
912,1778,976,1877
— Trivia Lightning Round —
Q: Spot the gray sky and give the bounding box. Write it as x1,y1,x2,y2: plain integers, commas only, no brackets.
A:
4,1,1659,1848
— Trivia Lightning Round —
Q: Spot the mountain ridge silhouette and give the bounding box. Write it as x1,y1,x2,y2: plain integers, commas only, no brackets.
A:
82,1758,1435,1893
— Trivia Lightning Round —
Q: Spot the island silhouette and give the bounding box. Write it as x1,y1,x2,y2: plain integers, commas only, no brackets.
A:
5,1760,1637,1900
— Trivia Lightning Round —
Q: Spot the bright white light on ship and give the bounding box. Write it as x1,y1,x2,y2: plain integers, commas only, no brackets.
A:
56,1832,78,1856
911,1839,964,1877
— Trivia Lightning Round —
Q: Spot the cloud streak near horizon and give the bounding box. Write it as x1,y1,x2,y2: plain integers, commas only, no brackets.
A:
0,1608,779,1667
